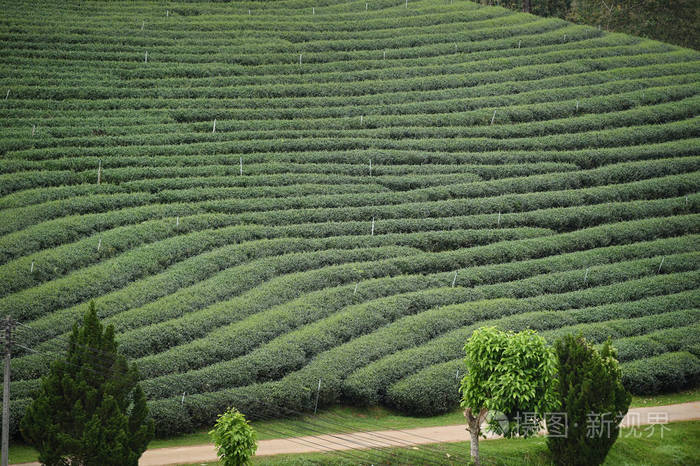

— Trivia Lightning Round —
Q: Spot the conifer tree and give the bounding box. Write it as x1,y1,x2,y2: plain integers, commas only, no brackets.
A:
548,334,631,466
21,301,154,466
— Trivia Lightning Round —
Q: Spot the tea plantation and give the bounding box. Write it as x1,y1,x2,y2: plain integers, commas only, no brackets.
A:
1,0,699,437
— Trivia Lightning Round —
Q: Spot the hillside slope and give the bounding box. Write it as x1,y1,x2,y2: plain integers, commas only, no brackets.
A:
1,0,699,436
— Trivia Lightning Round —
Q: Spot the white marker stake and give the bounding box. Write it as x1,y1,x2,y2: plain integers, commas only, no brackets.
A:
454,43,457,52
584,267,589,284
4,90,8,100
576,100,579,111
360,115,363,124
181,392,186,405
239,156,243,175
371,217,375,236
141,20,145,30
32,125,35,136
497,211,501,227
97,238,101,251
299,53,302,65
176,216,179,227
518,39,521,49
383,50,386,59
366,2,368,10
145,51,148,63
30,261,34,273
685,196,689,205
212,118,216,133
405,0,408,8
490,109,496,125
354,283,358,295
97,160,102,185
369,159,372,176
313,379,322,415
456,369,459,380
166,10,169,17
313,7,315,14
452,271,458,287
564,34,567,41
249,9,251,15
657,257,665,273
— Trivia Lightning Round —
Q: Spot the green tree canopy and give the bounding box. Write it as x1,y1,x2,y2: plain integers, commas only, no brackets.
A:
209,407,257,466
460,326,557,465
548,334,631,466
20,301,154,466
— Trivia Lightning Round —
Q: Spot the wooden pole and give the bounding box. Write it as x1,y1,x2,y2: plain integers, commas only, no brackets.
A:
1,317,12,466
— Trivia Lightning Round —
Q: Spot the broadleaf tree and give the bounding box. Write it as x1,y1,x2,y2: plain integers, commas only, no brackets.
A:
209,407,257,466
20,301,154,466
460,326,557,465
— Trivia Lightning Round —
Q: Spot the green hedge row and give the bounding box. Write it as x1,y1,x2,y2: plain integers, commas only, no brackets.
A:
10,76,692,142
4,156,694,235
137,253,698,402
83,214,700,359
6,57,691,117
7,49,694,101
6,72,693,136
3,239,421,323
0,33,644,93
4,199,695,329
385,307,699,416
605,324,700,363
343,276,700,408
3,169,695,267
15,196,694,356
6,138,696,179
621,352,700,394
133,233,697,385
343,268,700,407
6,91,696,155
341,244,700,403
144,278,699,436
5,39,672,102
9,116,699,165
2,18,573,70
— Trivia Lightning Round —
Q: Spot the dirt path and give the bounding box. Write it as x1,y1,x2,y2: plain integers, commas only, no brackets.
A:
12,402,700,466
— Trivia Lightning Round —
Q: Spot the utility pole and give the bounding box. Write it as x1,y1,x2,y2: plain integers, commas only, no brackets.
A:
2,316,14,466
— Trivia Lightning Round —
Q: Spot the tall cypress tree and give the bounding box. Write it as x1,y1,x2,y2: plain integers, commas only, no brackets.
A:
21,301,154,466
547,334,631,466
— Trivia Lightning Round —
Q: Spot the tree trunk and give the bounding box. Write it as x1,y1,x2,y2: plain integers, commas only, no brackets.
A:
470,427,480,465
465,408,487,465
522,0,531,13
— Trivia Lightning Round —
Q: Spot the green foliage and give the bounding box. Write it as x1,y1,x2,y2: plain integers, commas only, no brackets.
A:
19,302,154,465
482,0,698,49
547,335,631,466
209,407,257,466
568,0,699,50
460,327,558,436
2,0,698,440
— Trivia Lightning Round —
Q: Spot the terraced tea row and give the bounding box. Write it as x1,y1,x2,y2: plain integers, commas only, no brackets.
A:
1,0,698,437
